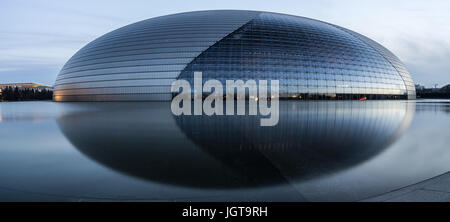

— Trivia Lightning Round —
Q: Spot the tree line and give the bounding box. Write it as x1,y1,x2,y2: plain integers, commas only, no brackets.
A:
0,87,53,101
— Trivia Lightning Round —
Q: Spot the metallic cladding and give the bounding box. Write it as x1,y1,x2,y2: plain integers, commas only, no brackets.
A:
54,10,260,101
54,10,415,101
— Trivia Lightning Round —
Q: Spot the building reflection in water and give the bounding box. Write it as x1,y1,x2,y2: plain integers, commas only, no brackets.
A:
57,101,414,189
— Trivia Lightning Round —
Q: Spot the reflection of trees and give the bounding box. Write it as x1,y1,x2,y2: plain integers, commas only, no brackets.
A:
416,102,450,114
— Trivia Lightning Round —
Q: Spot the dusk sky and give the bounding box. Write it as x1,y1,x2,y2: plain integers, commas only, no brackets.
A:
1,0,449,87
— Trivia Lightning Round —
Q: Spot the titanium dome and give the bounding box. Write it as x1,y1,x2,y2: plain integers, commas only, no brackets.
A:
54,10,415,101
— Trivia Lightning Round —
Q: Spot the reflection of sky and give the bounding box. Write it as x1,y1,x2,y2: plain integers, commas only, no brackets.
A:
0,102,52,122
295,101,450,201
0,100,449,201
0,0,449,87
55,101,413,189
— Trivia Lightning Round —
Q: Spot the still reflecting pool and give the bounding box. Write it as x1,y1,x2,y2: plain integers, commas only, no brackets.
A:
0,100,449,201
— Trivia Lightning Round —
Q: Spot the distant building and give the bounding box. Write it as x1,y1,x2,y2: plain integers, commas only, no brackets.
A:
415,83,450,98
415,84,425,91
441,84,450,93
0,82,52,90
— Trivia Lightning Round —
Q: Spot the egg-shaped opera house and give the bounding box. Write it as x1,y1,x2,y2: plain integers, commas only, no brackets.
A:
54,10,415,101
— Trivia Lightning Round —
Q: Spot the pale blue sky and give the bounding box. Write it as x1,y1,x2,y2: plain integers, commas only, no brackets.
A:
0,0,449,87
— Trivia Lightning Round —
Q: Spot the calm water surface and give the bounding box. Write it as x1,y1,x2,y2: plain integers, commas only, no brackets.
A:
0,100,449,201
